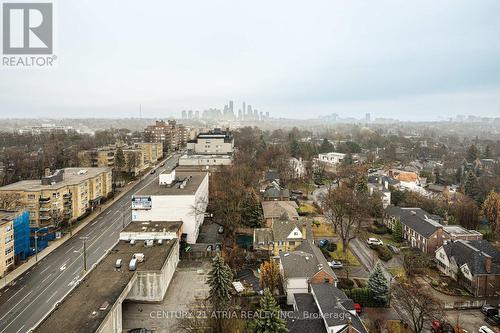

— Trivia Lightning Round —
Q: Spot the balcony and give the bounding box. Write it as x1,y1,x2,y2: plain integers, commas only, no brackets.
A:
63,209,72,216
39,215,52,221
39,207,51,212
39,197,51,203
64,201,72,207
63,193,72,199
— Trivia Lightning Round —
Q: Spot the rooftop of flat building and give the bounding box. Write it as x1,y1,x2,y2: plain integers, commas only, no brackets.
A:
35,239,176,333
0,167,111,192
122,220,182,233
135,171,207,196
180,154,233,160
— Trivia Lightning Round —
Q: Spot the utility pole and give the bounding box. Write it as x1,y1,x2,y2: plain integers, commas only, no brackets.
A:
34,229,38,262
80,236,89,271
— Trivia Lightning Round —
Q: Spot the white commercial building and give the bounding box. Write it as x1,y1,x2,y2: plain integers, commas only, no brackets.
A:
318,152,346,166
131,169,209,244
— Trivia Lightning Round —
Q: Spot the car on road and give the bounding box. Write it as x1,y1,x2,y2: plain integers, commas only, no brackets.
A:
150,169,156,174
328,260,343,269
367,238,383,246
160,162,165,167
318,239,329,248
479,326,495,333
481,304,499,317
485,315,500,327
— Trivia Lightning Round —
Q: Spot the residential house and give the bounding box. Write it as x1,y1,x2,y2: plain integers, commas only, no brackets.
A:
253,217,308,255
435,240,500,297
279,241,337,304
263,184,290,201
261,201,299,227
289,157,306,179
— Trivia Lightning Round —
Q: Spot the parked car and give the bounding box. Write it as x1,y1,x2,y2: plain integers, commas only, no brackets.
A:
218,226,224,234
129,329,154,333
318,239,329,248
328,260,343,269
160,162,165,167
478,326,495,333
485,315,500,327
354,303,362,315
387,244,400,253
367,238,383,246
481,304,499,317
206,245,213,252
215,243,222,251
431,320,455,333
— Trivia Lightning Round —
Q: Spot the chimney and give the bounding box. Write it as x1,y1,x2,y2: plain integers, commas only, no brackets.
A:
302,223,307,240
44,168,51,177
484,254,492,273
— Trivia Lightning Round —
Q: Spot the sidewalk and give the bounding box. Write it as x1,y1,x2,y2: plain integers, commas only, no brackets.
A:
0,156,170,290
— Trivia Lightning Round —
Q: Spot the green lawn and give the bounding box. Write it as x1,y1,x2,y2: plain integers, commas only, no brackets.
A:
329,242,360,266
312,220,336,237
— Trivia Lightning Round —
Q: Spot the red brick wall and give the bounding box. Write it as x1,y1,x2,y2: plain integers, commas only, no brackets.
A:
310,270,336,284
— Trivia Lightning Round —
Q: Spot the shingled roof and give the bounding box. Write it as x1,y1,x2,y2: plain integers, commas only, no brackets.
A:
443,240,500,275
385,205,443,238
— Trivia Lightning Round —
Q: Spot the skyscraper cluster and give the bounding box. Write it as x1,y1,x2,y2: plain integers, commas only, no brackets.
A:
180,101,270,122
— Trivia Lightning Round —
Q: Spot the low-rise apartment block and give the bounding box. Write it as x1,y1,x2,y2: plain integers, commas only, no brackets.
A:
79,144,149,175
144,120,193,149
0,214,14,277
0,168,112,228
186,128,234,155
384,205,481,253
134,142,163,165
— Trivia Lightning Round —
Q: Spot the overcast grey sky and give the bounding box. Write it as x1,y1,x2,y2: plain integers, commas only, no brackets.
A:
1,0,500,120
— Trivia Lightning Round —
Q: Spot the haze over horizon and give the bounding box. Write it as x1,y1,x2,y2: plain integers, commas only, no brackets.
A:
1,0,500,120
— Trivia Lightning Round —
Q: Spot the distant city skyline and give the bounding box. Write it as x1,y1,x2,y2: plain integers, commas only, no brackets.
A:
1,1,500,120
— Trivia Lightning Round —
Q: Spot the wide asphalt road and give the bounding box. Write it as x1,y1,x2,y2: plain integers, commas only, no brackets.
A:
0,154,180,333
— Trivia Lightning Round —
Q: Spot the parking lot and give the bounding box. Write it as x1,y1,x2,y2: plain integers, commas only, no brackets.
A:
444,309,499,333
122,260,211,333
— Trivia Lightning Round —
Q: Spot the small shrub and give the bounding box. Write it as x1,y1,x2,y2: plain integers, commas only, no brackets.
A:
320,247,332,260
326,243,337,252
338,278,355,289
370,244,393,261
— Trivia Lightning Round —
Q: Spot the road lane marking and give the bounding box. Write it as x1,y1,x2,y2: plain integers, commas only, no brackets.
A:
41,274,52,284
0,290,33,325
14,325,25,333
40,265,51,274
6,286,25,303
45,292,58,304
64,246,75,254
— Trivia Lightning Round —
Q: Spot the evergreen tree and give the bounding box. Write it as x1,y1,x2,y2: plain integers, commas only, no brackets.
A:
114,147,125,170
367,263,389,305
251,289,288,333
289,139,300,158
464,170,479,200
483,144,492,159
466,144,479,162
241,190,263,228
392,220,403,243
319,138,334,153
207,254,233,309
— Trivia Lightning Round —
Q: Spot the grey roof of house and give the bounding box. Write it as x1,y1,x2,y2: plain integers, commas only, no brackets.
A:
279,241,336,281
293,293,320,315
263,187,290,199
311,284,368,333
385,205,443,238
265,170,280,182
286,317,327,333
262,201,299,220
272,219,300,241
443,240,500,275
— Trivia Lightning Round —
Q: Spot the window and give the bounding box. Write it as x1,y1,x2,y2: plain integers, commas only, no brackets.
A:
5,235,13,244
289,241,295,246
5,246,13,256
28,194,36,200
6,257,14,266
324,278,330,283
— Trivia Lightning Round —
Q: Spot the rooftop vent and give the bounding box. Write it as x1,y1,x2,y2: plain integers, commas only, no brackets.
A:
99,301,109,311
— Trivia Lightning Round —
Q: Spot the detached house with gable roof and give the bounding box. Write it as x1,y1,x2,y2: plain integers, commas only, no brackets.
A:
279,241,337,304
435,240,500,297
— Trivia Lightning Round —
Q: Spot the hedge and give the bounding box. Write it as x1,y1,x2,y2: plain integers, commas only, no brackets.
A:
369,244,393,261
343,288,385,307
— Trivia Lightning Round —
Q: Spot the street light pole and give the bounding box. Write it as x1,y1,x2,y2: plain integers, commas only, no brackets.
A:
34,230,38,262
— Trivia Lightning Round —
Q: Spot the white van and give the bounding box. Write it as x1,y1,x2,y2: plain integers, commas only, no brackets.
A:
129,258,137,271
